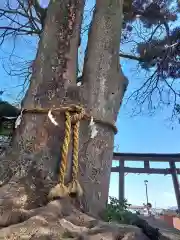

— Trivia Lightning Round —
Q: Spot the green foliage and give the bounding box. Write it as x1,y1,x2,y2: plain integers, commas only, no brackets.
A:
0,100,20,118
102,197,138,225
0,100,19,136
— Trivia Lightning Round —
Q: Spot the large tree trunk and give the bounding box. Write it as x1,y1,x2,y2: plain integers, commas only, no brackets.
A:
0,0,85,224
77,0,128,215
0,0,128,236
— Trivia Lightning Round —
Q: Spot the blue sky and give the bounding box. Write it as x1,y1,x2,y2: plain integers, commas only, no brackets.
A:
0,0,180,209
109,58,180,208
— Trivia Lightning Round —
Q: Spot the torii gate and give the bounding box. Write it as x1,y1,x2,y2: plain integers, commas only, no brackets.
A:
111,152,180,213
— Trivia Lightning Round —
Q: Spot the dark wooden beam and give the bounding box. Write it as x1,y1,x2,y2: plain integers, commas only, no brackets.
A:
113,152,180,162
170,161,180,213
144,161,150,169
111,166,180,175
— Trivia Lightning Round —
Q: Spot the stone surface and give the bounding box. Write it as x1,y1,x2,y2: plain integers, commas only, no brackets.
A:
58,219,150,240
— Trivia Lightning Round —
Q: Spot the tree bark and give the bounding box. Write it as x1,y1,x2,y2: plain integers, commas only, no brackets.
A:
0,0,85,226
12,0,84,177
78,0,128,215
0,0,128,230
14,0,85,179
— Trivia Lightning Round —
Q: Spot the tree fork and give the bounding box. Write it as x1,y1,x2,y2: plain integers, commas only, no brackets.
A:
0,0,128,230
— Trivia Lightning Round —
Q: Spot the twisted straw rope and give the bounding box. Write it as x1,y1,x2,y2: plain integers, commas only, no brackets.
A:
21,104,117,134
71,121,80,182
59,111,71,185
48,106,85,199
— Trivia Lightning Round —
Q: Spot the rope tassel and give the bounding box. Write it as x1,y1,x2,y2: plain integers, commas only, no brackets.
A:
48,107,85,200
48,183,68,199
68,179,83,197
68,122,83,197
48,111,71,200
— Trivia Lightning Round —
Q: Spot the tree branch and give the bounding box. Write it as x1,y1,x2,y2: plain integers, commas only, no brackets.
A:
119,52,143,62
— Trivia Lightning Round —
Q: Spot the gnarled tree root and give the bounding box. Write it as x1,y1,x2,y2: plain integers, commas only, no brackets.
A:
0,170,53,228
0,171,150,239
0,198,150,240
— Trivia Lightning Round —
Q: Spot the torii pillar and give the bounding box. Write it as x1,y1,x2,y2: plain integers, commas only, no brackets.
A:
170,161,180,213
119,160,125,202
